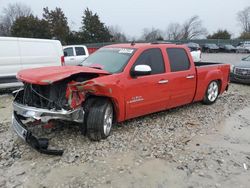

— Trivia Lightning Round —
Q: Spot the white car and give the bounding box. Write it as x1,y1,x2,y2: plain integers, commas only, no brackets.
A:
63,45,89,65
0,37,64,89
184,43,202,62
236,43,250,53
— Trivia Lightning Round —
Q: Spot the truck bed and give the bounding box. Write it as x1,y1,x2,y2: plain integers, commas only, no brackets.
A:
193,61,230,103
195,62,223,67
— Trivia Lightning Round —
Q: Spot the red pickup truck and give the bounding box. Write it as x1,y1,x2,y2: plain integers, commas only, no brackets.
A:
12,43,230,155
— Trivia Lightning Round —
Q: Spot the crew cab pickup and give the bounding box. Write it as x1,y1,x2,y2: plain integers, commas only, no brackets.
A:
12,43,230,155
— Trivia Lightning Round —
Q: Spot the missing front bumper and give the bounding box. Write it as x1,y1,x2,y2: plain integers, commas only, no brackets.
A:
12,112,64,156
12,102,85,156
13,102,84,123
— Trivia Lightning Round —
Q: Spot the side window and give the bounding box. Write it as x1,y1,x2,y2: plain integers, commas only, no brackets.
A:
166,48,190,72
75,47,86,56
64,47,74,57
133,48,165,75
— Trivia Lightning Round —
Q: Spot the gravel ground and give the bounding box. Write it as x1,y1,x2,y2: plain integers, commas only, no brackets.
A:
0,53,250,188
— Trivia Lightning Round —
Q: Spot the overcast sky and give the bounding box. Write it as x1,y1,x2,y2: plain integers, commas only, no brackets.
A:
0,0,249,38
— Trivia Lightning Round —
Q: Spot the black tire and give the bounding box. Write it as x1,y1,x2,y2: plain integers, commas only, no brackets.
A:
202,80,219,105
86,99,113,141
81,97,96,135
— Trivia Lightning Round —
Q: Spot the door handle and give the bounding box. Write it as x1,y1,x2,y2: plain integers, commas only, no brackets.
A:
186,75,195,79
158,80,169,84
70,58,75,60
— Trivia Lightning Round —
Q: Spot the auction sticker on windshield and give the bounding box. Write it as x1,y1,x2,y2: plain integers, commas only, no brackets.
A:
118,48,134,54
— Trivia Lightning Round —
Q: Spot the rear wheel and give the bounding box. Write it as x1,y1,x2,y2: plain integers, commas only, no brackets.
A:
202,81,219,105
86,99,113,141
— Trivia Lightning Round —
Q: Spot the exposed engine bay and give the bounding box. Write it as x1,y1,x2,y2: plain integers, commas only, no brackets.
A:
14,73,100,110
13,72,101,156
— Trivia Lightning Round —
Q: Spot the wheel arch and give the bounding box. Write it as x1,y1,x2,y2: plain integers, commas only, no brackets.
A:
84,95,120,123
204,69,223,89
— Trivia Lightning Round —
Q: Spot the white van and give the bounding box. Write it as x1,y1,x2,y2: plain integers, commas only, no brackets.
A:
63,45,89,66
0,37,64,89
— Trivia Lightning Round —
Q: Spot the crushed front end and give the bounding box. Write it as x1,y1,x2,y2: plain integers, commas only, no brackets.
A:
12,66,111,155
12,82,85,156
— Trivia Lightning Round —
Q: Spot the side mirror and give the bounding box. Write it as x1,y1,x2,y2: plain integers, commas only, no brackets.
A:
131,65,152,77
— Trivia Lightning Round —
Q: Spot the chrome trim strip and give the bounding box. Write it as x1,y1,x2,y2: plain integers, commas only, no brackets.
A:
13,102,84,123
12,114,27,141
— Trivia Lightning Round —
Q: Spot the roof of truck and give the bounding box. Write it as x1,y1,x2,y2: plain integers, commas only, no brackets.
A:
104,42,185,49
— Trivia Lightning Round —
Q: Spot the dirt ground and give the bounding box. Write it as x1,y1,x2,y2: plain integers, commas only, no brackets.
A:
0,53,250,188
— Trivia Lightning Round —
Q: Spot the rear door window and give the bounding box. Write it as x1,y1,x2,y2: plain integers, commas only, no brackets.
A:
166,48,190,72
64,47,74,57
75,47,86,56
133,48,165,75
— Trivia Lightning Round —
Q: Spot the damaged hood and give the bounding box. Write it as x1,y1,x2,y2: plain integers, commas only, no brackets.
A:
17,66,110,85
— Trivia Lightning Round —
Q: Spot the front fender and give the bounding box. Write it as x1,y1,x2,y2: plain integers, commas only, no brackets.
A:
66,76,126,122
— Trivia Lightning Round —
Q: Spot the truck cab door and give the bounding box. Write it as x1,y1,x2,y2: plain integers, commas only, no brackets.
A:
64,47,76,65
75,46,88,65
125,48,170,119
165,48,196,108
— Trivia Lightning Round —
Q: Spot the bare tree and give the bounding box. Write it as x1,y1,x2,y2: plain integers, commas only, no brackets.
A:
181,15,207,39
108,25,127,42
165,23,182,40
142,27,164,41
237,6,250,33
0,3,32,36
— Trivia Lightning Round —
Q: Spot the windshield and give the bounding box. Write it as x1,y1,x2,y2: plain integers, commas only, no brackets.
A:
243,55,250,61
207,44,218,48
81,48,135,73
225,45,234,48
187,43,199,48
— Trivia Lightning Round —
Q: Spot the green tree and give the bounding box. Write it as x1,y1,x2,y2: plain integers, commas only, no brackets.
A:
66,31,82,45
11,15,51,38
207,29,231,39
81,8,112,43
43,7,69,44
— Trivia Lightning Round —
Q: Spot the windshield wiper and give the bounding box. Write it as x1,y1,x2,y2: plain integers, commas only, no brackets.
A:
89,66,103,70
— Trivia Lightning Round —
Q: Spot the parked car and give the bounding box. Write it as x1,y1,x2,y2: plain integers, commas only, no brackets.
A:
236,43,250,53
236,41,250,46
12,43,230,155
230,55,250,84
0,37,64,89
184,42,201,62
219,44,236,53
63,45,89,65
202,43,219,53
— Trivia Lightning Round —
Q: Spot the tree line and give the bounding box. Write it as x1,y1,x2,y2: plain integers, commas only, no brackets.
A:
0,3,250,45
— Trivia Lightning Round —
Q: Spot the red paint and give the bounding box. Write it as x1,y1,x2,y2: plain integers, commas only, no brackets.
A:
87,47,99,54
17,66,109,85
61,56,65,66
17,43,230,123
66,81,86,109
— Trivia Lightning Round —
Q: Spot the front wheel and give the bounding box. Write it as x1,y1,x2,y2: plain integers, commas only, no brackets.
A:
202,81,219,105
86,99,113,141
